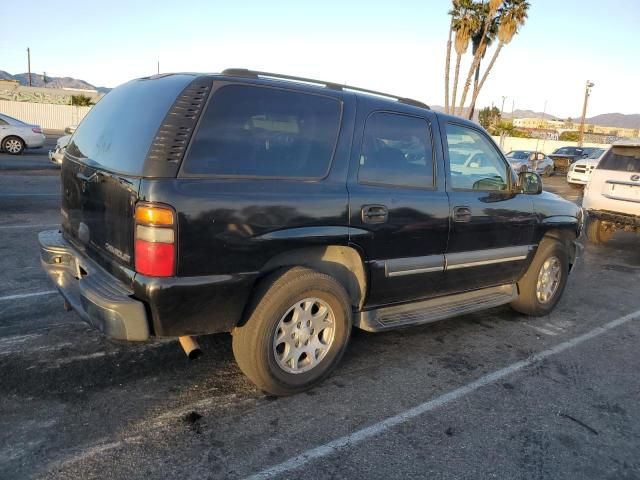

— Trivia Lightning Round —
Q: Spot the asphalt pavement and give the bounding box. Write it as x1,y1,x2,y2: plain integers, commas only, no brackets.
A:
0,152,638,480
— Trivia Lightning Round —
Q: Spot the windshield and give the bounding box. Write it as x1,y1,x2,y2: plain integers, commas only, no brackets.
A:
506,151,530,160
586,148,605,159
0,113,28,126
598,147,640,172
65,74,196,175
553,147,580,155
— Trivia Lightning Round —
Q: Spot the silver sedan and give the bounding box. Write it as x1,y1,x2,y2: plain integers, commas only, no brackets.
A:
506,150,554,176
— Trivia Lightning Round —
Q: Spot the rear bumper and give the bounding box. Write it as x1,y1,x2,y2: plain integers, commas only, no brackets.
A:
587,210,640,228
25,133,46,148
38,230,150,341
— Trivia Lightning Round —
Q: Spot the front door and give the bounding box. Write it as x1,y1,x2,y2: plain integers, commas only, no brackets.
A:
442,122,537,293
348,106,450,307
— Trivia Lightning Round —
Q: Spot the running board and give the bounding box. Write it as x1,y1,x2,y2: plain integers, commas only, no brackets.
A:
355,284,517,332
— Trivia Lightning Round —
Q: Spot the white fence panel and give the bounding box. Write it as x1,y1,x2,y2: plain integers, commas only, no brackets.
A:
491,136,608,155
0,100,92,130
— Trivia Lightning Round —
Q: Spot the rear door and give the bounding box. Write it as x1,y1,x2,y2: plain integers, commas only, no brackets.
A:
348,101,449,307
442,122,537,292
61,74,197,282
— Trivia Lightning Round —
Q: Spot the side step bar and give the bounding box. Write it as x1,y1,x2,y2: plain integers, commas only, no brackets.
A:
355,284,517,332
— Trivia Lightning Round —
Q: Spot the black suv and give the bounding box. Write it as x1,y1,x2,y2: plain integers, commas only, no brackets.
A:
39,69,583,395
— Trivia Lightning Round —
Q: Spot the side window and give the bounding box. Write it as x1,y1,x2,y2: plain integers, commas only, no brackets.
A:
0,118,8,126
358,112,434,188
445,123,510,191
183,85,342,178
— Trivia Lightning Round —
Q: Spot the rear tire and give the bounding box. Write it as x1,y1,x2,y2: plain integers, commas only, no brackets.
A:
232,267,352,396
587,218,614,245
2,136,25,155
510,238,569,316
543,166,553,177
569,182,583,190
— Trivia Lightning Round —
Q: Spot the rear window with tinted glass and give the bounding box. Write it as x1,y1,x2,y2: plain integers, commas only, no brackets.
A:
65,75,195,175
598,147,640,172
182,85,342,178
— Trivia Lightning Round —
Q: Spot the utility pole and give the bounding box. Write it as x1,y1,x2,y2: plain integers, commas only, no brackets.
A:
578,80,595,147
27,48,32,86
157,60,160,75
500,96,507,117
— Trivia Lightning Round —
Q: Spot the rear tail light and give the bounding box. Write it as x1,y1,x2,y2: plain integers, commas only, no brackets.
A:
32,127,42,134
134,204,176,277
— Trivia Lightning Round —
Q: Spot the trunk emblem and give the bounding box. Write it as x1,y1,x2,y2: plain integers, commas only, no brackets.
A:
105,243,131,262
631,175,640,182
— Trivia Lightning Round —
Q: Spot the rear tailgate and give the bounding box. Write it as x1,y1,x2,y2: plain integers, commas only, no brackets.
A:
548,154,577,173
60,74,202,282
61,160,140,279
585,145,640,217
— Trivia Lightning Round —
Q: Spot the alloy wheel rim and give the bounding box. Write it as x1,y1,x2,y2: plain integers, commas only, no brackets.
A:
5,139,22,153
273,297,335,374
536,256,561,304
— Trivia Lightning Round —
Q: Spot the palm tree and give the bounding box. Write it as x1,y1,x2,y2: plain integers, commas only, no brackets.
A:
467,0,530,117
450,0,479,115
444,4,455,113
467,6,499,118
456,0,504,116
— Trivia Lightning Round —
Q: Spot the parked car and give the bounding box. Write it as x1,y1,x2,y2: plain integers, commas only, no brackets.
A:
548,146,596,173
48,134,71,166
505,150,554,176
38,70,583,395
0,113,46,155
583,139,640,244
566,147,607,189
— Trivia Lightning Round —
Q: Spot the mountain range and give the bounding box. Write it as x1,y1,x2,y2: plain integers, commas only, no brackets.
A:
0,70,111,94
2,70,639,129
473,108,639,129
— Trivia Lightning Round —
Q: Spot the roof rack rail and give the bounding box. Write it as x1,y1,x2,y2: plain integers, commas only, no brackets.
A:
221,68,430,110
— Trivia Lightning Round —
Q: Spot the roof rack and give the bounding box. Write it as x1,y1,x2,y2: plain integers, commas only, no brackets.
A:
221,68,430,110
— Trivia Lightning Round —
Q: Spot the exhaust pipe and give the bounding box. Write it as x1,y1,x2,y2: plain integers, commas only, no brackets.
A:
179,336,202,360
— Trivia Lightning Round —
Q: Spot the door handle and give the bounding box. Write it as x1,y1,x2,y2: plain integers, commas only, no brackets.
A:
453,206,472,223
362,204,388,224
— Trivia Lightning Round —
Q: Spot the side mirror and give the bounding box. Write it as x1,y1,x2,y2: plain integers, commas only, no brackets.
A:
518,171,543,195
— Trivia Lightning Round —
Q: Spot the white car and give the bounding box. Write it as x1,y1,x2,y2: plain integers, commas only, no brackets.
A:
583,139,640,244
0,113,46,155
567,147,607,189
48,134,71,166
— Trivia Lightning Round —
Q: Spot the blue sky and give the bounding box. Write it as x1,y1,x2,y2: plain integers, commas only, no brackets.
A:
2,0,639,117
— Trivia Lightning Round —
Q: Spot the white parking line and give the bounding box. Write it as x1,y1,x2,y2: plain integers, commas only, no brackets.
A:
0,291,56,302
0,223,58,230
245,308,640,480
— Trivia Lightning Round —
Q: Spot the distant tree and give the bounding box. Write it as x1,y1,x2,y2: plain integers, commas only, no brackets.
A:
479,106,501,130
563,117,574,128
559,131,580,141
70,95,94,106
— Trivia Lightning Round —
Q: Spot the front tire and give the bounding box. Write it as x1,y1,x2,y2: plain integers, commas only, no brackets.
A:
2,136,25,155
543,166,553,177
510,238,570,316
232,267,352,396
587,218,614,244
